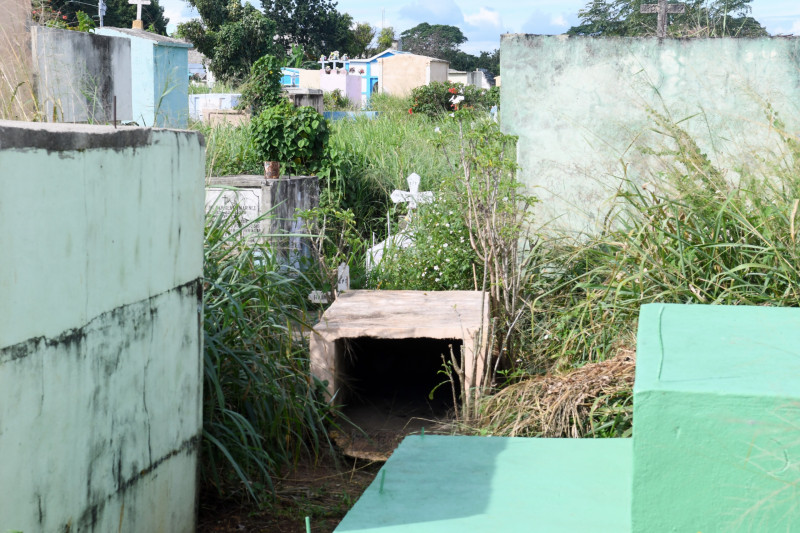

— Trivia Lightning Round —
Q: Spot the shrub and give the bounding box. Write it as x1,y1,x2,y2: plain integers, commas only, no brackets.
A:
238,54,284,115
323,89,353,111
250,100,329,174
409,82,490,116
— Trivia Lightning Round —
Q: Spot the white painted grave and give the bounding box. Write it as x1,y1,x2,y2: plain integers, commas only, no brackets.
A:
367,173,433,271
338,262,350,292
205,187,261,236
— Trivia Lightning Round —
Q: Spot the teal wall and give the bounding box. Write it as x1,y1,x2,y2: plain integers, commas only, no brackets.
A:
501,36,800,234
0,121,204,532
633,304,800,531
97,28,190,128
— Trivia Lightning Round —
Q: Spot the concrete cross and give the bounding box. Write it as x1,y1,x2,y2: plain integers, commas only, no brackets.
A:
641,0,685,38
390,173,433,210
128,0,150,24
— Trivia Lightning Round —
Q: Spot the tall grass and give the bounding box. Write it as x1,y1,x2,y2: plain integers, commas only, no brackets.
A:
203,204,335,503
524,109,800,374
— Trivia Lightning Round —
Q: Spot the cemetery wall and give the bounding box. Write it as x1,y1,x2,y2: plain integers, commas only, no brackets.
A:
501,36,800,234
0,121,205,532
31,26,133,123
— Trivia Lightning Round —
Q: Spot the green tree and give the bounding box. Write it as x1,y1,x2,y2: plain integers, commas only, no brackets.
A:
261,0,353,58
400,23,466,59
39,0,169,34
178,0,282,83
376,26,395,52
350,22,376,57
567,0,767,37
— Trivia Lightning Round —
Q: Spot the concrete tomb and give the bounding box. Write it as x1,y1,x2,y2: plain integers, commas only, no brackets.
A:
0,120,204,532
205,174,320,262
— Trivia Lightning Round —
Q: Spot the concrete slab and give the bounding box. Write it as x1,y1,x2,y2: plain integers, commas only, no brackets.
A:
310,290,489,402
335,435,632,532
633,304,800,532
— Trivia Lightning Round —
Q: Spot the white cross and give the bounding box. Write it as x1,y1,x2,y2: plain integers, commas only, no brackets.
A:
390,173,433,210
128,0,150,21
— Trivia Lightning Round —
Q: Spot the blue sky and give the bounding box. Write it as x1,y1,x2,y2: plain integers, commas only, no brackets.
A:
162,0,800,55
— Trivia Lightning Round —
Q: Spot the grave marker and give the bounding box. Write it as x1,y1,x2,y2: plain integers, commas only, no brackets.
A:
128,0,150,28
337,262,350,292
390,173,433,210
640,0,685,38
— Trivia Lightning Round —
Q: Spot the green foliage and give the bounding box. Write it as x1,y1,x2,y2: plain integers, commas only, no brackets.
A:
261,0,352,58
376,27,394,52
251,101,329,174
178,0,282,84
323,89,353,111
568,0,767,37
202,205,335,502
400,23,466,58
370,188,479,291
200,123,263,176
238,55,283,115
350,22,376,58
409,82,490,116
37,0,168,33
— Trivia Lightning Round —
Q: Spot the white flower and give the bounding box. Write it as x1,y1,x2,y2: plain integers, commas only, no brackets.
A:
449,113,455,118
443,243,448,248
435,277,441,282
433,265,439,271
434,127,441,133
445,223,450,228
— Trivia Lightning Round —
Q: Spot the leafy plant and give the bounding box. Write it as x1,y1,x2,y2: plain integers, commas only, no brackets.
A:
238,54,284,115
409,82,489,117
250,100,329,174
202,202,336,502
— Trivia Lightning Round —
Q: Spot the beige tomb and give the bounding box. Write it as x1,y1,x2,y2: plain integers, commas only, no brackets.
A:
310,290,489,403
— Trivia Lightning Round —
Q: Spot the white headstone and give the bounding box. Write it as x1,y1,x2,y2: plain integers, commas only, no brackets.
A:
390,173,434,210
337,262,350,292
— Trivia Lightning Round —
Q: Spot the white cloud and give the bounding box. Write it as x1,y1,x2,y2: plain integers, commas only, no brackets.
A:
549,14,567,27
465,7,501,28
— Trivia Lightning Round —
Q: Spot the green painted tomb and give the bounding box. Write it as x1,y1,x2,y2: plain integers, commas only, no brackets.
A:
335,435,631,532
633,304,800,532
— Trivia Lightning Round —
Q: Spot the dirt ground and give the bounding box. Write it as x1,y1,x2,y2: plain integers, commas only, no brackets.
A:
197,455,381,533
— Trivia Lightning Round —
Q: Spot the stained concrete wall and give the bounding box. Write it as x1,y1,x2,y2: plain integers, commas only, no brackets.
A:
0,0,35,119
96,28,191,128
31,26,132,123
501,35,800,234
206,175,319,262
0,121,205,532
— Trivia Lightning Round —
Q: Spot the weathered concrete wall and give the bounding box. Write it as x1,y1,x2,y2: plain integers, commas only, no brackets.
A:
381,55,449,96
31,26,132,123
206,175,319,262
501,36,800,233
96,28,190,128
0,121,204,532
0,0,35,119
286,87,324,113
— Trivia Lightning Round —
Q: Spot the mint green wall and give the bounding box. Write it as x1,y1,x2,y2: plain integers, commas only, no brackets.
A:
501,36,800,234
633,304,800,532
0,121,204,532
